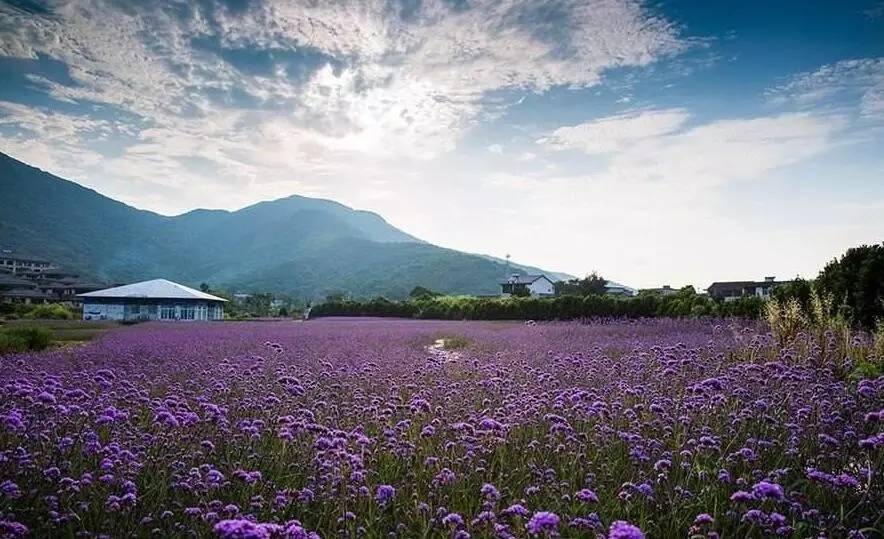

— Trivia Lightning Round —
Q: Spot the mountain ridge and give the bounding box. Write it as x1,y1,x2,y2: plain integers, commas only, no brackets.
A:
0,151,571,298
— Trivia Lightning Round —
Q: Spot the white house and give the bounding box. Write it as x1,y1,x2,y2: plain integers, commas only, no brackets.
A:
604,280,638,297
78,279,227,321
500,274,556,297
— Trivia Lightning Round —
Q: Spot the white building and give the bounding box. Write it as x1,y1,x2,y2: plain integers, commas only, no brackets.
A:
78,279,227,321
604,280,638,297
500,274,557,297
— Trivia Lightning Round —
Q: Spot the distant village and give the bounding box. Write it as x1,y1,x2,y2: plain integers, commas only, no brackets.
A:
1,249,788,322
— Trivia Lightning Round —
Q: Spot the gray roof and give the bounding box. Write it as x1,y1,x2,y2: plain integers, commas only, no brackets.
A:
1,287,54,299
500,274,551,285
78,279,227,302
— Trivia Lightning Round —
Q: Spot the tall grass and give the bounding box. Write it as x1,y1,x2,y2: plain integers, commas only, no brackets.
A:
0,325,53,354
765,288,882,378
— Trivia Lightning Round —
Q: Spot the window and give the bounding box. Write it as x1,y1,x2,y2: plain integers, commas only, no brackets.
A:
180,305,195,320
160,305,176,320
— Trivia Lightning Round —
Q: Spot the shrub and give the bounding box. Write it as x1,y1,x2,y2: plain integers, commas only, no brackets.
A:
0,326,53,354
816,243,884,329
24,303,74,320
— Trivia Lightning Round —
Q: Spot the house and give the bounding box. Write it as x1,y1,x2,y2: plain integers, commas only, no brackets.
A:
642,285,679,296
0,251,56,275
0,254,107,306
604,280,637,297
0,272,54,304
500,274,556,297
78,279,227,321
707,276,785,301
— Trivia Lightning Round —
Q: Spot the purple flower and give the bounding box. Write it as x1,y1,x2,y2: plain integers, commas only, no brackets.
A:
730,490,753,503
752,481,785,501
502,504,529,517
213,519,275,539
442,513,465,527
481,483,500,500
693,513,714,526
0,480,22,500
375,484,395,505
526,512,559,536
0,520,29,538
575,489,598,503
609,520,645,539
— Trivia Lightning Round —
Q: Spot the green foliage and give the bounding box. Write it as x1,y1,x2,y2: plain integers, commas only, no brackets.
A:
311,290,766,321
0,326,53,354
816,242,884,329
23,303,74,320
409,286,440,299
771,277,814,311
325,291,347,303
554,271,607,296
243,293,272,317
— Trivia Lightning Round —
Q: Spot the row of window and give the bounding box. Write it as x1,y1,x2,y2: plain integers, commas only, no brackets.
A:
158,304,221,320
1,260,50,267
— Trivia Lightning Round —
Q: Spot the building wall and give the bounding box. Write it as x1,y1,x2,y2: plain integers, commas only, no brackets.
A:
82,303,125,320
82,300,224,321
528,278,555,296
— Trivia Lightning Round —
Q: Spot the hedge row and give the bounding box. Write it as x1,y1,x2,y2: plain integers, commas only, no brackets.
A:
309,293,765,321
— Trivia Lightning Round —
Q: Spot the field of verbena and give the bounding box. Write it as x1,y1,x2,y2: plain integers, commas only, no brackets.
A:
0,319,882,538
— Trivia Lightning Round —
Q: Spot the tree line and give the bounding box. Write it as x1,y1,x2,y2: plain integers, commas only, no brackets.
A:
311,243,884,327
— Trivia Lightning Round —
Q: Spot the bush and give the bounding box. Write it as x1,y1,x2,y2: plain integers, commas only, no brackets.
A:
0,326,53,354
310,291,768,322
816,243,884,329
24,303,74,320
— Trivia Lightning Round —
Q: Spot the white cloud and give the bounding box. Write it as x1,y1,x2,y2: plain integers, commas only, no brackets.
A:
0,0,689,161
767,58,884,119
487,144,504,155
538,108,689,154
540,109,845,188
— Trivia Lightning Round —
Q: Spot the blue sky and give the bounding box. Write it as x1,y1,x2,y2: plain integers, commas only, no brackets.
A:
0,0,882,288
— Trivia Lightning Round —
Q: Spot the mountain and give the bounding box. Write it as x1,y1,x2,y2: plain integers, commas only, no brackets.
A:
0,152,570,299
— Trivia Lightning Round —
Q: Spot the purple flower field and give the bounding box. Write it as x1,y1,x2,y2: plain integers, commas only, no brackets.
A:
1,318,882,538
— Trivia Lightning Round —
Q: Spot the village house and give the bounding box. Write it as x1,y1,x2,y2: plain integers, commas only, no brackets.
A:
641,285,679,296
604,281,637,297
0,252,106,306
0,251,55,275
707,276,786,301
79,279,227,321
500,274,556,297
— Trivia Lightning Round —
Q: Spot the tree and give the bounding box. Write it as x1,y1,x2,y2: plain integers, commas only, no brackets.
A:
554,272,607,296
244,293,273,317
816,243,884,329
199,282,211,293
325,291,347,303
771,278,813,312
409,286,440,299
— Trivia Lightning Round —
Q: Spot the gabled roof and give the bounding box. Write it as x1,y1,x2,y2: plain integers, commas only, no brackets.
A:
1,287,54,299
78,279,227,301
500,274,552,285
604,280,637,295
0,273,35,288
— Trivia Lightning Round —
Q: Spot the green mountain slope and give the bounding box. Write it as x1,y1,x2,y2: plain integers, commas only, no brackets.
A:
0,152,566,298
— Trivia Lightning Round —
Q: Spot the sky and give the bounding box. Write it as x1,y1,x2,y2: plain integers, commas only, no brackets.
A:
0,0,882,289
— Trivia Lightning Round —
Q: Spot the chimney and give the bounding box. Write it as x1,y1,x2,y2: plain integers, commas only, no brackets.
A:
764,276,775,282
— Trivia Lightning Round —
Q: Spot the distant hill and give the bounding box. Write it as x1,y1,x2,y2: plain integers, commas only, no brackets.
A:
0,152,570,298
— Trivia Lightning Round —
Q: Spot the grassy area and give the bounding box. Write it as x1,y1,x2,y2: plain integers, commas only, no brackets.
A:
0,319,120,353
